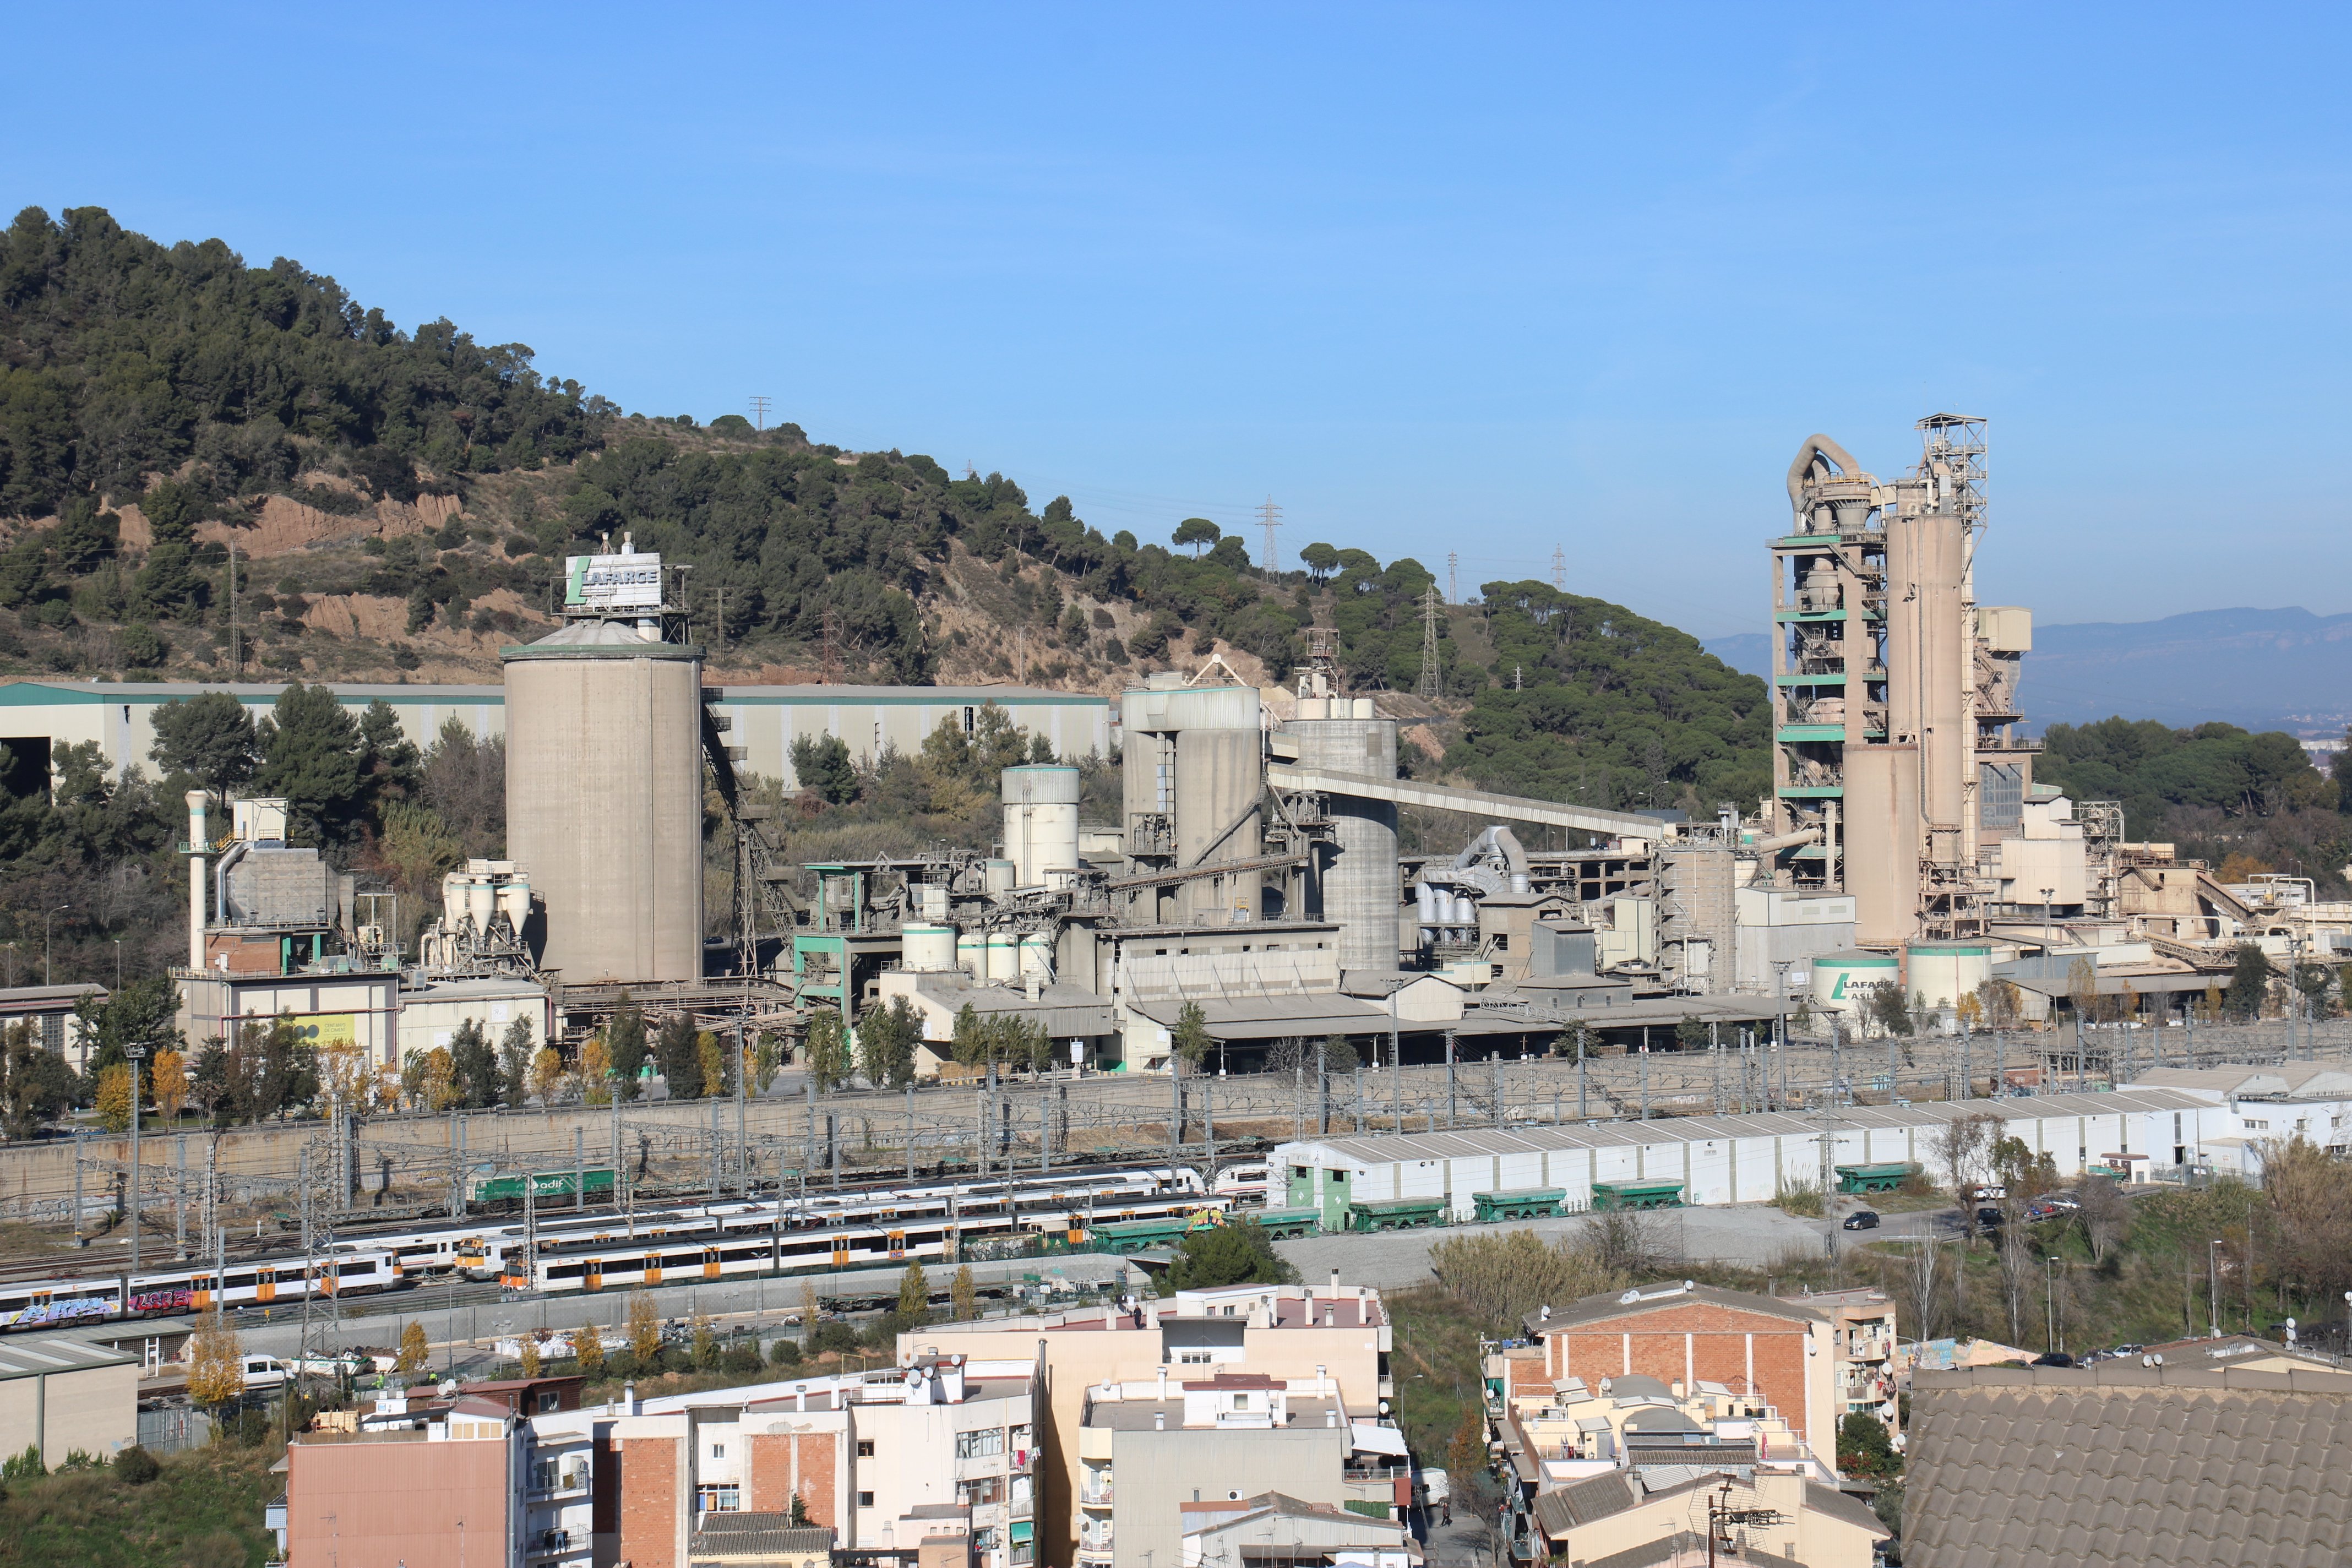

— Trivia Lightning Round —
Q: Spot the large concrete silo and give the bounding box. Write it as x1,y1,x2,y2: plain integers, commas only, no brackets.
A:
1119,679,1264,925
1289,707,1401,971
502,620,706,983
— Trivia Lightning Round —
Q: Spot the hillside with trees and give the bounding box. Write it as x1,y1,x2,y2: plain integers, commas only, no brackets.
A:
2037,717,2352,893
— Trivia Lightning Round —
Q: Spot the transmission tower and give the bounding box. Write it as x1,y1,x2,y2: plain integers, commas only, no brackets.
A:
1552,545,1566,591
1446,552,1458,605
748,395,772,431
1256,497,1283,570
1416,584,1443,699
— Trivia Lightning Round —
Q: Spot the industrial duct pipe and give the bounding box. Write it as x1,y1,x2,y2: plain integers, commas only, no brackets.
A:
185,791,208,970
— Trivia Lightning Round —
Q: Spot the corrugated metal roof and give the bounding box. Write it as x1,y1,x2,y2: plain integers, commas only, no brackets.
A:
0,1334,137,1380
1284,1088,2215,1167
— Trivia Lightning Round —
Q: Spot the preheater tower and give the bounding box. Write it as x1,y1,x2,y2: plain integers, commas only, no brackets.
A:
503,617,706,983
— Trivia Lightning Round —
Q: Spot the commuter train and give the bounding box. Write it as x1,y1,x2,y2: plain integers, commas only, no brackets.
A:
0,1250,401,1335
484,1166,1225,1293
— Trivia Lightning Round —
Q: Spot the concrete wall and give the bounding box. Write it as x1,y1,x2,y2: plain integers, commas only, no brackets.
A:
0,680,1109,790
0,1363,135,1462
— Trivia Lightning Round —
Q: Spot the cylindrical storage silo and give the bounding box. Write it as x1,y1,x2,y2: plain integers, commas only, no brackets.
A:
903,923,957,973
1000,765,1081,886
465,870,497,932
1169,684,1265,926
1907,941,1992,1014
496,871,530,934
956,932,984,978
984,933,1018,983
1811,949,1902,1020
502,623,706,983
1019,932,1054,980
1290,714,1402,970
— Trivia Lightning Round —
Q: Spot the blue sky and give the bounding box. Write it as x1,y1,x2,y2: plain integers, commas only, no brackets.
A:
9,4,2347,637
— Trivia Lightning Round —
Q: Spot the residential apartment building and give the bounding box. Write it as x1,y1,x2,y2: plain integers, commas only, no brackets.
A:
1076,1369,1407,1567
1528,1467,1887,1567
1180,1491,1419,1566
1778,1285,1899,1440
902,1277,1395,1566
277,1360,1035,1568
277,1393,526,1567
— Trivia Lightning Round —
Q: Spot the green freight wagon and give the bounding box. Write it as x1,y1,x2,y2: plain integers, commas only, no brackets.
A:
1345,1197,1449,1232
1472,1188,1566,1223
1248,1206,1325,1239
1833,1162,1912,1195
469,1168,616,1204
1591,1180,1684,1211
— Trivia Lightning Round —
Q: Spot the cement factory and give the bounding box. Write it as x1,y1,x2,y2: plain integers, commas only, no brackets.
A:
2,416,2333,1091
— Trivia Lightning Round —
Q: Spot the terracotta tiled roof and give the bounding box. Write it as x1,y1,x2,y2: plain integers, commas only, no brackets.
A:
1907,1364,2352,1567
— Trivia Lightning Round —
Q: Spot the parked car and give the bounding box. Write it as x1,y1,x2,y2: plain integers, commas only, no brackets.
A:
1841,1210,1881,1232
1975,1206,2006,1228
240,1354,294,1392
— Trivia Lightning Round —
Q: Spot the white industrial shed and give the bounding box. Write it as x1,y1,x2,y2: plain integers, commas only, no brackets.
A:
1272,1087,2228,1225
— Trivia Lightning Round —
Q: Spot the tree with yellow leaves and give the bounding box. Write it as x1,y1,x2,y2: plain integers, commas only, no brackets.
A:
395,1319,429,1374
187,1305,244,1411
94,1064,133,1134
575,1322,606,1380
628,1290,661,1362
519,1338,543,1378
578,1035,613,1106
951,1264,978,1322
151,1047,187,1123
692,1312,719,1370
696,1032,727,1099
317,1040,371,1115
529,1047,567,1107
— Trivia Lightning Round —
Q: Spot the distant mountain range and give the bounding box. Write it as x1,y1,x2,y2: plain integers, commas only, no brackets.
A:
1705,608,2352,738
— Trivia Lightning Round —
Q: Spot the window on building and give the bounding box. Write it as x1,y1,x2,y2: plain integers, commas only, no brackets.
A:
858,1491,876,1509
1179,1351,1212,1365
857,1440,875,1457
955,1428,1005,1459
697,1485,741,1513
959,1476,1005,1507
1232,1393,1248,1410
538,1392,560,1413
711,1443,726,1458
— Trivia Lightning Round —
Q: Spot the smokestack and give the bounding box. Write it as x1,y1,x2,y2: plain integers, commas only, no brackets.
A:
1316,1364,1328,1398
184,791,210,970
1329,1268,1339,1302
1154,1411,1165,1430
1157,1366,1168,1401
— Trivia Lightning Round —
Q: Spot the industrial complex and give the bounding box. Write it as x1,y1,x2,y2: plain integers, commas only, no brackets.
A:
1,417,2341,1092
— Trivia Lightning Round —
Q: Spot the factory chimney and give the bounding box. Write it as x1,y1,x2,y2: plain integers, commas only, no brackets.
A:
184,790,209,970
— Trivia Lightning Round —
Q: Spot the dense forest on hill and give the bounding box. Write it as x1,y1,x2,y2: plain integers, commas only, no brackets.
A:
1447,580,1771,813
2037,717,2352,893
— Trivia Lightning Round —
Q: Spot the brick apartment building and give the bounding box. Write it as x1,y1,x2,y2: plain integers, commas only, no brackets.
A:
1516,1282,1843,1466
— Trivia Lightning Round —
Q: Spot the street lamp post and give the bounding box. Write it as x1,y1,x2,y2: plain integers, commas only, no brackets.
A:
126,1045,146,1272
2209,1239,2224,1337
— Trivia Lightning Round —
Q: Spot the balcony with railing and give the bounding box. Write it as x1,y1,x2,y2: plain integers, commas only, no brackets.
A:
527,1528,580,1559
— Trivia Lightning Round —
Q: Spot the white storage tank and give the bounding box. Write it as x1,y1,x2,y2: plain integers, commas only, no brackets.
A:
903,923,958,973
984,933,1019,983
956,932,984,978
1019,932,1054,980
1907,941,1993,1013
1810,949,1902,1020
1001,765,1082,886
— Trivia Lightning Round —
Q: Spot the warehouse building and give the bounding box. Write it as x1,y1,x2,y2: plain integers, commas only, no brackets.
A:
0,1333,138,1466
1271,1086,2225,1226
